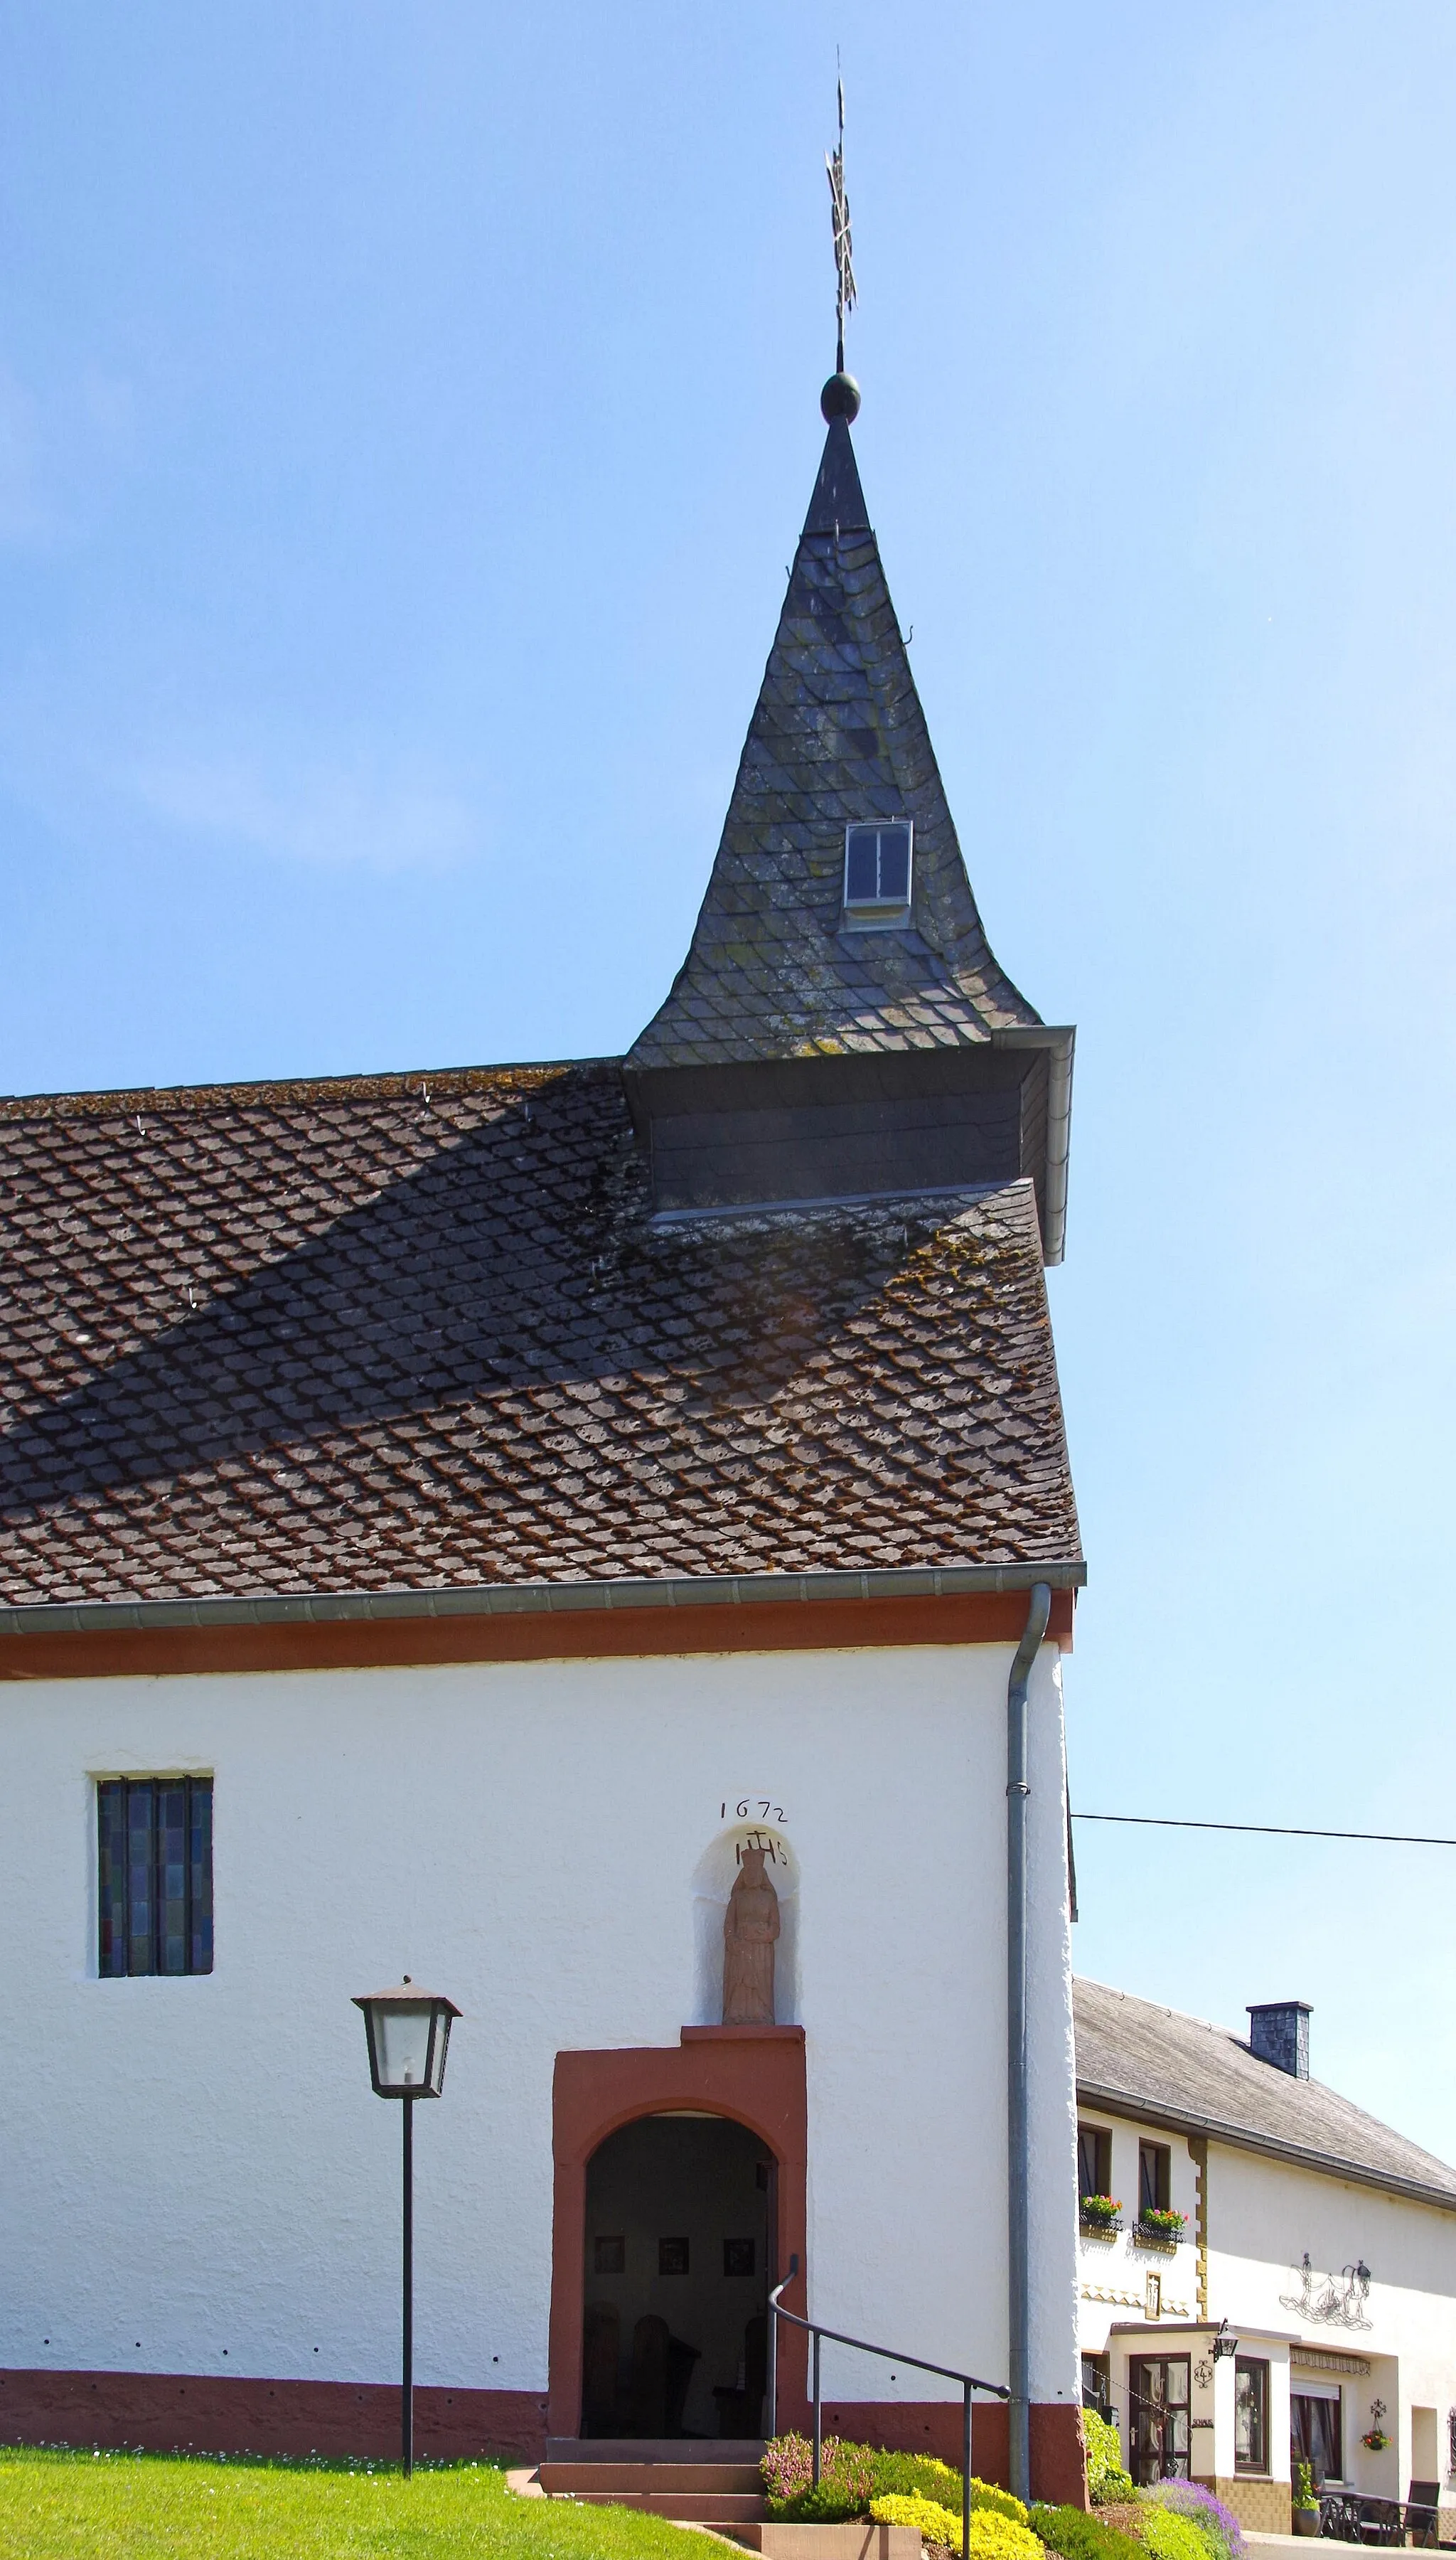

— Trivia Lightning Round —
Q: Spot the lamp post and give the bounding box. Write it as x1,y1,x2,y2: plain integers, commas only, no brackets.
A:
353,1976,461,2477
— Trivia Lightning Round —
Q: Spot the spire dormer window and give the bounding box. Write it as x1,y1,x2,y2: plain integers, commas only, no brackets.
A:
842,820,912,925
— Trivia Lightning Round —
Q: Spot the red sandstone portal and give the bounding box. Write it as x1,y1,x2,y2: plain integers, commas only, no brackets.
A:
548,2025,810,2440
547,2023,1084,2502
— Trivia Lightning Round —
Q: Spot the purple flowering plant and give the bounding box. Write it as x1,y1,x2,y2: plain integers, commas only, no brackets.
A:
761,2435,877,2522
1143,2478,1245,2560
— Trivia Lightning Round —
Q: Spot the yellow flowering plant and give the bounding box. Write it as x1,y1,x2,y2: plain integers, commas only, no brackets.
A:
869,2492,1044,2560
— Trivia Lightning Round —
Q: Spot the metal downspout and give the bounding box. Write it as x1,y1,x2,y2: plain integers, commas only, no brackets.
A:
1007,1581,1053,2504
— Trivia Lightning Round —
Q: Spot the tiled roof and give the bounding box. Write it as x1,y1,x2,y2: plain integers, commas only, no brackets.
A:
628,417,1041,1072
0,1061,1081,1604
1074,1978,1456,2210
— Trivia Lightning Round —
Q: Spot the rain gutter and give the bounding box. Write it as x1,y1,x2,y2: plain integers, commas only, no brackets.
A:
1074,2081,1456,2218
1007,1579,1053,2504
0,1559,1086,1641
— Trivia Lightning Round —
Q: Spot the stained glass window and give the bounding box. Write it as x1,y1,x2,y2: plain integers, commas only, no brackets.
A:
98,1777,213,1977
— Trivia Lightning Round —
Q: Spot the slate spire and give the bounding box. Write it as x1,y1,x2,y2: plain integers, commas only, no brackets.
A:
629,382,1043,1074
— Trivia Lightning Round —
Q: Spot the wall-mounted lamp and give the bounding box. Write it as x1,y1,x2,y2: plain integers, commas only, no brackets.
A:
1210,2318,1239,2362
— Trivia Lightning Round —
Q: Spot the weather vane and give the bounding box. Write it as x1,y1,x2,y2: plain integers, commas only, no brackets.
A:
825,70,857,376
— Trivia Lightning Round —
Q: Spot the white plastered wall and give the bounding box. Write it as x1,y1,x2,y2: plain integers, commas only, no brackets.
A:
0,1636,1078,2416
1076,2115,1456,2514
1208,2146,1456,2508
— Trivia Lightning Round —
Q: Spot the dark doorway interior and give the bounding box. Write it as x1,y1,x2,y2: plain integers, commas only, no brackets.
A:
582,2112,774,2438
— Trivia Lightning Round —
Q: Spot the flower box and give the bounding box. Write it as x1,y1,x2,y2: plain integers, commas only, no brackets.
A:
1135,2209,1187,2250
1079,2195,1123,2237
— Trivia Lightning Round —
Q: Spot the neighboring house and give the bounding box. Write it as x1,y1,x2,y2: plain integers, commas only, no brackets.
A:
0,373,1088,2500
1074,1979,1456,2535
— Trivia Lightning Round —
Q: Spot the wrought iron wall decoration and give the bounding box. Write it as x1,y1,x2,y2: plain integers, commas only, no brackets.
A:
1279,2252,1373,2330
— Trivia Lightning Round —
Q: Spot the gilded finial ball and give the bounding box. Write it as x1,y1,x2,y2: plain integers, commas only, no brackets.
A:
820,371,861,422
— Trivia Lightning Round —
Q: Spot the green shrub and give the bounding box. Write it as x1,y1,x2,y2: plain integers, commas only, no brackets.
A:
1135,2507,1209,2560
1031,2501,1144,2560
763,2436,876,2522
970,2481,1032,2527
1141,2483,1244,2560
762,2433,1035,2535
872,2454,964,2508
789,2478,869,2523
867,2453,1027,2527
1083,2411,1134,2507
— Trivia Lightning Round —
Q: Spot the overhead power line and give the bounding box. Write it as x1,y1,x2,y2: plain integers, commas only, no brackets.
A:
1073,1812,1456,1849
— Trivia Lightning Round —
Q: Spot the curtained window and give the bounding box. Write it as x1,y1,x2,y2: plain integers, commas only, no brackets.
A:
1292,2391,1342,2485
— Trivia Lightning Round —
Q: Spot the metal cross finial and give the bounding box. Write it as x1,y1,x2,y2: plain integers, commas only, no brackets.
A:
825,70,857,375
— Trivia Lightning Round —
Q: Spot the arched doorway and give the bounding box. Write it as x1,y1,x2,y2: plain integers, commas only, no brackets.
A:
548,2027,807,2444
582,2113,774,2438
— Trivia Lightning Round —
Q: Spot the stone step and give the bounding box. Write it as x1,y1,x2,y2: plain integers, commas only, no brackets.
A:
545,2438,766,2465
558,2490,769,2522
540,2463,764,2496
720,2529,921,2560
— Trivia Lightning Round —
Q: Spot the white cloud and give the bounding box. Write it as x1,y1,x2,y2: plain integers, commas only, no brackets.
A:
125,746,481,873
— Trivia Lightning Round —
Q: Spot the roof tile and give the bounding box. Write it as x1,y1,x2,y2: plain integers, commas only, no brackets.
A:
0,1060,1079,1602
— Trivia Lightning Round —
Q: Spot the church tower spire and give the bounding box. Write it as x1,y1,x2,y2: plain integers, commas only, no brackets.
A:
628,370,1073,1257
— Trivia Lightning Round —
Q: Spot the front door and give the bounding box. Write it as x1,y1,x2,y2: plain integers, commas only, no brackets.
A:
582,2113,772,2438
1129,2356,1191,2483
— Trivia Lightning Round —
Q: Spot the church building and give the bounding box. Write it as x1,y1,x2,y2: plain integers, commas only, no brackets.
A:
0,368,1086,2505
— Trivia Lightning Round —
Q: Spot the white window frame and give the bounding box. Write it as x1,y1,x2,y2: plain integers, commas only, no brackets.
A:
842,818,914,919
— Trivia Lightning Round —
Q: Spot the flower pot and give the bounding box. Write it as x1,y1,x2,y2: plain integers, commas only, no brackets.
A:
1292,2511,1320,2537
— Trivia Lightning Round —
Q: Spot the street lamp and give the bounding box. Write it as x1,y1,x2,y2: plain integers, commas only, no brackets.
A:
1210,2318,1239,2362
353,1976,461,2475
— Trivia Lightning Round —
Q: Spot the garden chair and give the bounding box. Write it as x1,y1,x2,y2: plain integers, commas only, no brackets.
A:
1400,2482,1440,2548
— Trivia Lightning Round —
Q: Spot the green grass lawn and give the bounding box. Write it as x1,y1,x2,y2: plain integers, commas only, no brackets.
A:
0,2449,705,2560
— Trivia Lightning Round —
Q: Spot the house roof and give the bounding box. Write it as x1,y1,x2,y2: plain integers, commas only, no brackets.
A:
1074,1977,1456,2213
0,1061,1081,1606
628,415,1042,1072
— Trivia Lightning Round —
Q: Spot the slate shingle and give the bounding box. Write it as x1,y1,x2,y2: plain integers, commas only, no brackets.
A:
1074,1978,1456,2205
0,1059,1080,1604
631,420,1040,1072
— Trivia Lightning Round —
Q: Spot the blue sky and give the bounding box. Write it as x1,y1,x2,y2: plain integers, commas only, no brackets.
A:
4,4,1455,2158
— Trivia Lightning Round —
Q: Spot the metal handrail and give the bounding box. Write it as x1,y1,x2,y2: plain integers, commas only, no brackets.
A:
766,2258,1010,2560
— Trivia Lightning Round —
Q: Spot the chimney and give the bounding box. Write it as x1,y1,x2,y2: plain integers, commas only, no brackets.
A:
1248,2000,1312,2078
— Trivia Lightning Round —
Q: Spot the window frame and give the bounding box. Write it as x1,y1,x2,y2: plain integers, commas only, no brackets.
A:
97,1774,213,1978
1078,2121,1113,2203
1291,2386,1343,2486
1081,2352,1112,2420
1234,2357,1270,2475
842,819,914,919
1138,2138,1172,2217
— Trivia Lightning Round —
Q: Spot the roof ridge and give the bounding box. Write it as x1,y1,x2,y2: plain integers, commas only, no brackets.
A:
1074,1975,1456,2189
0,1056,623,1123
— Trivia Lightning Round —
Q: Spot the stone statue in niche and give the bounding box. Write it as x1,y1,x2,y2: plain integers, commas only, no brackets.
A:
722,1845,780,2026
